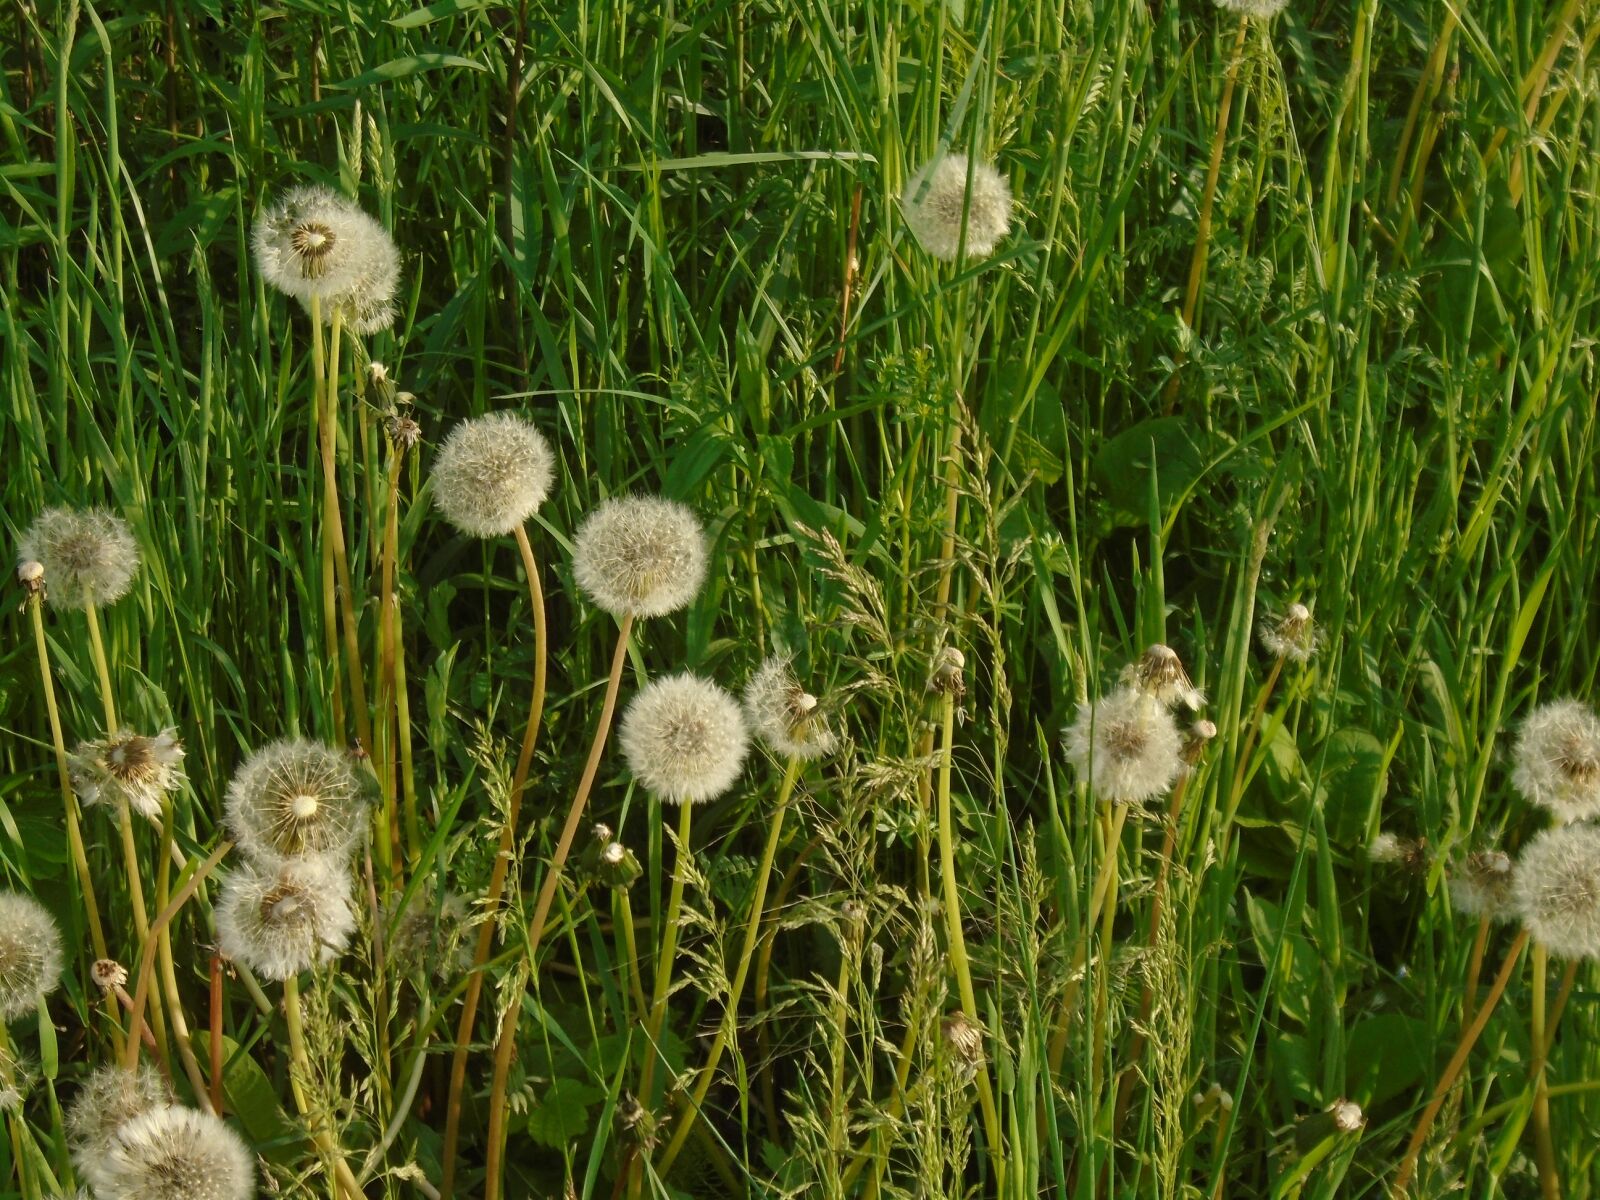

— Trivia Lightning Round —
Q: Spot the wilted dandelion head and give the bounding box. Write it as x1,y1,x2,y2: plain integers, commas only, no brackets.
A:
253,185,391,302
91,959,128,992
1368,832,1428,874
1123,644,1205,710
901,153,1013,261
1450,849,1515,922
18,507,139,610
225,738,366,863
1512,824,1600,960
215,855,355,981
619,673,750,805
1061,686,1183,805
66,1064,172,1172
1259,602,1318,663
386,889,471,981
940,1012,986,1080
743,656,837,760
1214,0,1288,16
572,496,707,619
0,892,63,1020
86,1104,254,1200
430,412,555,538
1510,699,1600,823
69,730,184,820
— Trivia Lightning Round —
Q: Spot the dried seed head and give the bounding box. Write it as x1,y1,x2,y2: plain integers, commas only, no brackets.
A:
940,1012,986,1078
1369,832,1429,875
1450,850,1516,922
1512,824,1600,960
430,412,555,538
929,646,967,696
572,496,707,619
1259,602,1318,662
253,185,392,303
743,656,837,760
91,959,128,991
66,1064,173,1174
69,730,185,821
18,507,140,611
387,412,422,453
0,892,63,1020
215,855,356,981
16,560,43,589
619,673,750,806
1214,0,1288,16
224,738,366,864
1062,686,1184,805
386,889,471,980
1510,699,1600,824
614,1093,658,1150
1124,644,1205,710
85,1104,254,1200
1329,1099,1364,1132
901,154,1013,261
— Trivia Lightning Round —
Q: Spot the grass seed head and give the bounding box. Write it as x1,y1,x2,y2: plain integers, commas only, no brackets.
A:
69,730,185,820
0,892,63,1020
66,1064,172,1174
225,738,366,864
253,185,390,302
430,412,554,538
901,153,1013,261
86,1104,254,1200
1062,686,1184,805
18,507,140,611
572,496,707,619
744,656,837,760
1510,698,1600,823
215,855,355,981
1512,823,1600,960
619,672,750,805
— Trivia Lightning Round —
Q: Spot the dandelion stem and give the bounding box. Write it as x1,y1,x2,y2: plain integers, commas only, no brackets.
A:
84,602,118,733
616,890,648,1022
639,801,696,1106
1528,941,1560,1200
324,312,373,759
116,802,171,1071
154,795,210,1110
282,975,364,1200
378,432,417,864
1393,927,1530,1196
1461,913,1490,1029
657,756,803,1176
309,293,345,740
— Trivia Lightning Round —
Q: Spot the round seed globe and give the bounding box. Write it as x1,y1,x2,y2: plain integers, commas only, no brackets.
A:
224,738,366,864
85,1104,254,1200
215,855,356,981
430,412,555,538
620,672,750,805
572,496,707,619
0,892,63,1021
18,507,140,611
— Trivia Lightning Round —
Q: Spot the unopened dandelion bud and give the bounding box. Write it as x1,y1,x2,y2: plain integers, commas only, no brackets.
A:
66,1064,172,1171
86,1104,254,1200
1450,850,1515,922
1512,824,1600,960
901,153,1013,261
431,412,555,538
18,507,140,610
1125,644,1205,711
224,737,366,864
91,959,128,992
1510,699,1600,823
1192,1081,1232,1121
69,730,185,821
1062,686,1184,805
1259,602,1318,663
597,838,642,890
0,892,63,1020
619,673,750,806
744,656,838,759
215,855,356,981
572,496,707,619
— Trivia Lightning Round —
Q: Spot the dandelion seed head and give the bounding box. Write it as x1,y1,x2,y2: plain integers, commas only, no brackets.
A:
1510,699,1600,823
572,496,707,619
18,507,140,610
901,154,1013,261
86,1105,254,1200
386,890,471,980
1512,824,1600,960
1214,0,1288,16
253,186,390,302
1259,602,1319,663
69,730,185,821
298,221,401,335
743,657,837,760
619,673,750,805
430,412,555,538
0,892,62,1020
1061,686,1183,805
215,855,356,981
225,738,366,864
91,959,128,991
1450,850,1515,922
66,1064,172,1173
1368,832,1405,863
1124,644,1206,710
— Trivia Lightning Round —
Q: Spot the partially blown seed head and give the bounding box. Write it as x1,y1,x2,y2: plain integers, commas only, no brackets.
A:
253,185,392,302
572,497,707,619
1450,850,1515,922
215,855,356,981
18,507,140,611
1510,699,1600,824
1062,686,1184,805
1123,644,1205,710
619,673,750,805
0,892,63,1020
901,154,1013,261
430,412,556,538
1259,602,1318,663
85,1105,254,1200
1512,824,1600,960
69,730,185,820
67,1064,173,1174
743,657,837,760
225,738,366,864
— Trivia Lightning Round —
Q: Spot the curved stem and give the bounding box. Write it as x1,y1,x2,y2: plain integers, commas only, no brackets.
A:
1181,14,1249,332
657,756,803,1175
1393,928,1530,1197
1529,941,1559,1200
153,797,207,1107
117,802,170,1070
1461,913,1490,1029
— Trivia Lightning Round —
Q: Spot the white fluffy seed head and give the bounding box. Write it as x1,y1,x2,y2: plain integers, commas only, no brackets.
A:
1450,850,1515,922
572,496,708,619
1123,644,1206,710
86,1104,254,1200
619,673,750,805
900,154,1013,261
69,730,185,821
225,738,366,864
18,507,140,610
1259,603,1319,663
67,1064,172,1175
297,218,401,335
1214,0,1288,15
1061,686,1184,805
1512,824,1600,960
1510,699,1600,824
430,412,556,538
743,657,837,760
215,855,356,981
252,185,391,302
0,892,63,1020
